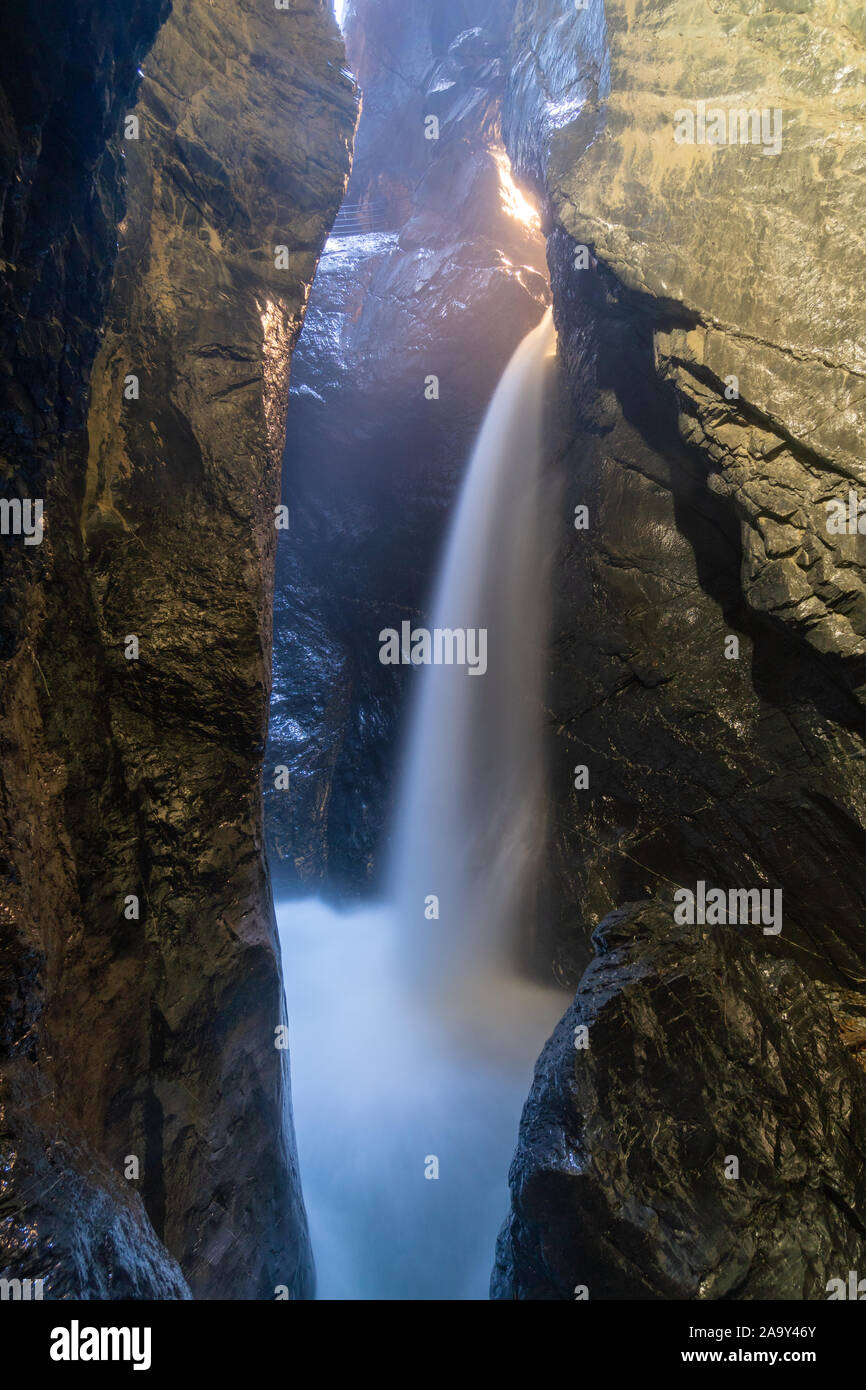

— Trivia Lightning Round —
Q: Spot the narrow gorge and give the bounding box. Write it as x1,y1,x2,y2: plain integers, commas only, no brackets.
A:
1,0,865,1321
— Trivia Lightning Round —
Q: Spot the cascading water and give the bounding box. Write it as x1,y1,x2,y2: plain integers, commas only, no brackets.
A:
390,307,558,998
276,307,568,1300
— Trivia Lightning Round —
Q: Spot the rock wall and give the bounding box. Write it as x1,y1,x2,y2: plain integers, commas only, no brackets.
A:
494,0,866,1297
1,0,355,1298
505,0,866,987
0,0,187,1304
493,900,866,1300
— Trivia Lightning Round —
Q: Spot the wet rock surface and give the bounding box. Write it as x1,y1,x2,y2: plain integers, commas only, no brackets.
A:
500,0,866,987
1,0,354,1298
0,0,180,1304
493,0,866,1302
539,227,866,991
1,1105,191,1300
492,900,866,1301
509,0,866,666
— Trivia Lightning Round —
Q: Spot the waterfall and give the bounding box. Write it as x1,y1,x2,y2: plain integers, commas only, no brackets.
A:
390,307,558,1005
276,307,567,1299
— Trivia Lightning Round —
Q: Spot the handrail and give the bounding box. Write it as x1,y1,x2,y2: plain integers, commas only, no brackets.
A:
329,200,393,238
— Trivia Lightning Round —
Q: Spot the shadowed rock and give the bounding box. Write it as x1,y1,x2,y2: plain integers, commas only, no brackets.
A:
501,0,866,988
492,899,866,1300
1,0,356,1299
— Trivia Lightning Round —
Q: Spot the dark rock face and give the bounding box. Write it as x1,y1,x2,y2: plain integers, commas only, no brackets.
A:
265,0,549,897
538,226,866,991
1,1105,191,1300
1,0,355,1298
492,900,866,1301
493,0,866,1301
502,0,866,988
0,0,187,1304
78,0,356,1299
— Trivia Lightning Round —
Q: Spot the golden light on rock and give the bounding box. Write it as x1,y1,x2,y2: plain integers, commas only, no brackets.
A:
490,145,541,231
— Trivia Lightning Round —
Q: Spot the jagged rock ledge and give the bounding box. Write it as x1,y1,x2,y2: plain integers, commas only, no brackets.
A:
493,900,866,1300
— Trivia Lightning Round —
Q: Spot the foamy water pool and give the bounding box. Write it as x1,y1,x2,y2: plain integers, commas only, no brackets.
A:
277,896,566,1300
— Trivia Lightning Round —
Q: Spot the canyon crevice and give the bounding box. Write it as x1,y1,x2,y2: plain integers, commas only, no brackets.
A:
3,0,866,1305
265,0,549,899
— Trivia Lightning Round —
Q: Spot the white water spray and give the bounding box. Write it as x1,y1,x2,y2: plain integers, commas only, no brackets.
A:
277,307,567,1299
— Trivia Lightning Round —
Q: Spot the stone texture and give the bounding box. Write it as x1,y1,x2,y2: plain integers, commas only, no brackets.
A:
494,0,866,1301
508,0,866,662
1,0,355,1299
501,0,866,989
492,900,866,1301
0,0,187,1304
1,1102,191,1300
537,226,866,991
